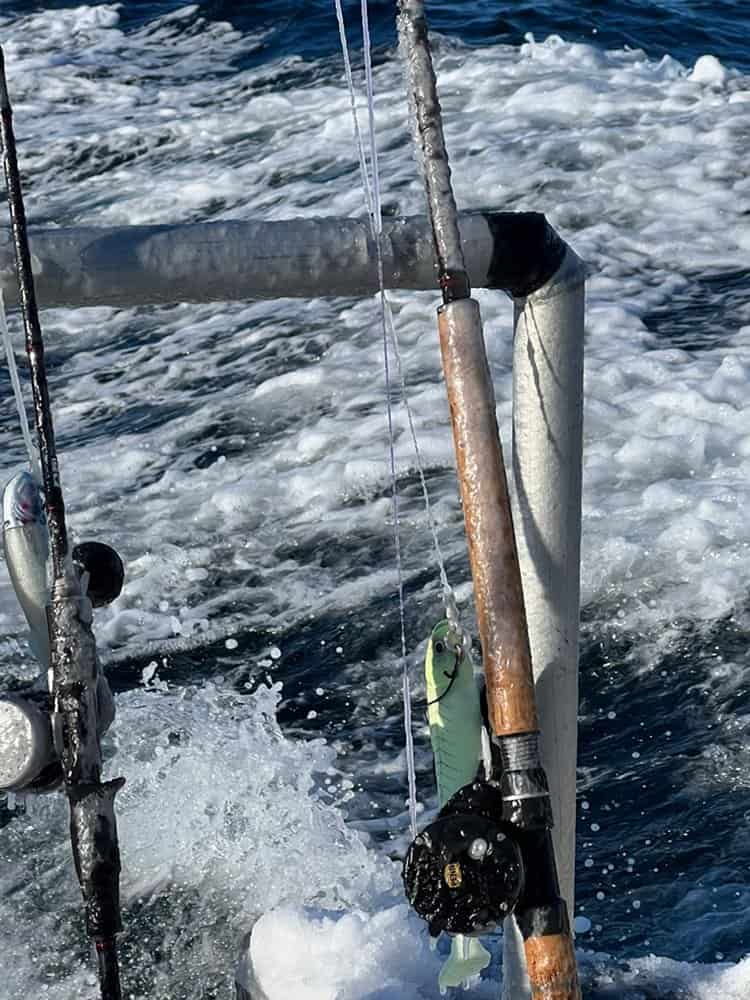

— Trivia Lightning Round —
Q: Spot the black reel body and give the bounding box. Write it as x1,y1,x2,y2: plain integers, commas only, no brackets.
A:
0,541,122,794
403,780,524,937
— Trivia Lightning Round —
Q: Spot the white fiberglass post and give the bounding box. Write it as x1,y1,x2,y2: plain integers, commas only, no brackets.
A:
511,247,586,920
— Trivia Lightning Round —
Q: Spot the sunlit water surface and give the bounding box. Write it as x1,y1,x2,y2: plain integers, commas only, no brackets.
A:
0,2,749,998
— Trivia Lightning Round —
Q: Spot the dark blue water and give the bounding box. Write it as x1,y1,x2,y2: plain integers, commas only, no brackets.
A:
4,0,750,72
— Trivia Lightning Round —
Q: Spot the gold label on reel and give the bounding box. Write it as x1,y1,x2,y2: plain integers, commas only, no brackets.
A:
443,862,463,889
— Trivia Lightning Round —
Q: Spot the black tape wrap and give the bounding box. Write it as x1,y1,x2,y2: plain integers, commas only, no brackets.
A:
69,778,125,939
498,733,569,940
482,211,567,297
500,765,553,829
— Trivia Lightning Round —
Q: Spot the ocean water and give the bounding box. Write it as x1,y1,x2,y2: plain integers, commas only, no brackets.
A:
0,1,749,998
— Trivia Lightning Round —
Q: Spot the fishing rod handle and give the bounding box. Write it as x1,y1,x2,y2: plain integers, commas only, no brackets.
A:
503,736,580,1000
438,297,538,734
524,932,581,1000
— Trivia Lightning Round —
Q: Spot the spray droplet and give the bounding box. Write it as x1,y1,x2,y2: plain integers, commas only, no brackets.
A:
142,661,158,685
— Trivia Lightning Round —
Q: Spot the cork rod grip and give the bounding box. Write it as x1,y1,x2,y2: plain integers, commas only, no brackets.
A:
524,933,581,1000
438,298,538,735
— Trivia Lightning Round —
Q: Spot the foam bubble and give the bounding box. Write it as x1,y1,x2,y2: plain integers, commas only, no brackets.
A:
0,683,393,999
241,905,444,1000
691,55,728,87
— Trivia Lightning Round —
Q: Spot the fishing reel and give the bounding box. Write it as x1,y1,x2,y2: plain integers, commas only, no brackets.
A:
0,672,117,794
403,779,524,936
403,749,567,941
0,472,125,794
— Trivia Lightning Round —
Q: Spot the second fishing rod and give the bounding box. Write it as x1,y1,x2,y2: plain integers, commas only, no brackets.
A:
0,47,126,1000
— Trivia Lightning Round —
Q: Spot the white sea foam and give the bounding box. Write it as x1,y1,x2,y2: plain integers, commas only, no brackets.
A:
0,683,394,999
0,11,746,653
0,4,749,997
241,905,456,1000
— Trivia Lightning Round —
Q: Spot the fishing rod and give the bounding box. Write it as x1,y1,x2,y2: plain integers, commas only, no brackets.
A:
395,3,581,997
0,48,125,1000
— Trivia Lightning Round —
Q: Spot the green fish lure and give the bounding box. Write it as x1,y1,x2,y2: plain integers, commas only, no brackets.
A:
425,620,492,993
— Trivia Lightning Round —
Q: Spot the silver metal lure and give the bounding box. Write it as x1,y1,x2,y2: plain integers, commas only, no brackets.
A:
2,470,50,666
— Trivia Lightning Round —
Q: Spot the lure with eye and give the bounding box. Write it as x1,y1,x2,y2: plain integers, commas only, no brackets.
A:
424,620,492,993
2,470,50,666
425,619,484,805
0,470,124,793
2,471,126,668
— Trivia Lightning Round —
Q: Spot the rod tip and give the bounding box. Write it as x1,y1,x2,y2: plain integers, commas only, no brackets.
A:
0,47,9,110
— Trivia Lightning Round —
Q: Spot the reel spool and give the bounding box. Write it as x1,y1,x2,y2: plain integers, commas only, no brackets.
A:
0,694,59,792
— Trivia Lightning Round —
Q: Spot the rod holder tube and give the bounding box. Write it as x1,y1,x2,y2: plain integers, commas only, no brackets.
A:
511,248,586,919
0,212,566,309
